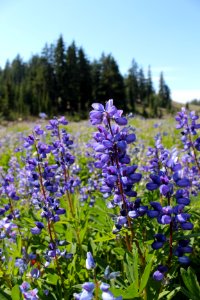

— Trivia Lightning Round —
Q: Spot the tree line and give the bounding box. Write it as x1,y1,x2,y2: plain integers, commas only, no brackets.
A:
0,35,172,120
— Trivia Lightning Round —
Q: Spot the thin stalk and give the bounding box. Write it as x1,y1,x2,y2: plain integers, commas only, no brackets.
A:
57,126,75,217
167,195,173,266
93,268,99,300
168,221,173,265
107,116,145,263
34,142,66,297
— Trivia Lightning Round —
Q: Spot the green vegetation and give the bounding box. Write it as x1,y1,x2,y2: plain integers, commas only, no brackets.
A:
0,35,172,121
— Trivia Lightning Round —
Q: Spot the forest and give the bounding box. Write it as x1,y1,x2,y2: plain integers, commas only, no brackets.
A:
0,35,172,120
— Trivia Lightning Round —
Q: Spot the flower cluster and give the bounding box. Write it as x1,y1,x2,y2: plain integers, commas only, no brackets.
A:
74,282,95,300
153,265,168,281
74,252,122,300
175,108,200,150
0,102,199,298
145,132,194,276
20,281,39,300
90,100,143,233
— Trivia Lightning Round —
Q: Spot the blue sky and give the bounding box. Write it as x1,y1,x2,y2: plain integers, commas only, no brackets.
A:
0,0,200,103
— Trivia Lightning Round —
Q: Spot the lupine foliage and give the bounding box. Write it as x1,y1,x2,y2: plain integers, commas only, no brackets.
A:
0,102,199,300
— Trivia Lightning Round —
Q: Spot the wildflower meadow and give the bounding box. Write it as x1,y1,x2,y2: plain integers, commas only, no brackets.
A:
0,100,200,300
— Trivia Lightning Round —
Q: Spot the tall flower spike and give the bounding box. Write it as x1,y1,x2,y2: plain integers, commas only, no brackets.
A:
90,99,144,255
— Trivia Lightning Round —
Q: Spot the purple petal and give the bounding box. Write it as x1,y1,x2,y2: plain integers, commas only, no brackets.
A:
115,117,128,125
92,103,104,111
146,183,159,191
126,133,136,143
153,270,164,281
176,178,190,187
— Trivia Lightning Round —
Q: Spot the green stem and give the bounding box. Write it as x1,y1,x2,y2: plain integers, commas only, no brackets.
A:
34,141,66,297
93,268,99,300
167,196,173,266
107,116,145,264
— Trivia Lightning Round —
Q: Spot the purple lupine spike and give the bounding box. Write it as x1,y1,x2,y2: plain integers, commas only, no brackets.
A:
86,252,95,270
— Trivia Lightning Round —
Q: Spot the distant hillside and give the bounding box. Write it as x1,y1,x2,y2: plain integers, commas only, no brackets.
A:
172,101,200,114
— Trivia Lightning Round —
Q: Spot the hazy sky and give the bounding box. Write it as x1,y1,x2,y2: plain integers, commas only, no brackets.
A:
0,0,200,103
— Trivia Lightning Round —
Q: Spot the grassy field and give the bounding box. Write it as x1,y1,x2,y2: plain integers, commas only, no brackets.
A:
0,109,200,300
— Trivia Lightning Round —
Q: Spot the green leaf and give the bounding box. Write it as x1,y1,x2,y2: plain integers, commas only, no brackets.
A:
93,234,116,242
46,273,59,285
16,235,22,255
120,283,139,299
112,247,125,257
180,267,200,298
124,253,134,283
188,267,200,295
79,220,88,243
158,290,171,299
11,285,20,300
139,256,153,294
0,292,11,300
180,286,195,299
111,284,139,299
54,222,65,233
165,287,181,299
180,267,194,293
132,245,139,289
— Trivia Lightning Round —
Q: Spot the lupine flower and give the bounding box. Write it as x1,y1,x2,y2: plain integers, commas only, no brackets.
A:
73,282,95,300
30,268,40,279
39,112,47,119
100,283,122,300
15,258,28,274
90,100,127,126
145,132,194,269
22,288,39,300
104,265,120,280
34,125,44,135
152,234,166,250
90,100,143,234
20,281,30,293
86,252,95,269
153,265,168,281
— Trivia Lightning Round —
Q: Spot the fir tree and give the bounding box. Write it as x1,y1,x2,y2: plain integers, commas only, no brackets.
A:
125,59,139,112
54,35,67,112
66,41,79,113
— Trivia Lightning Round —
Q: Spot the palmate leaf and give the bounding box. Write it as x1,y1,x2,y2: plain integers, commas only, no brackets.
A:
124,253,135,283
180,267,200,299
116,283,139,299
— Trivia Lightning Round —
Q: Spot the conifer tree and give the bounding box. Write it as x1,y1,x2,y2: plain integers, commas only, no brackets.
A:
146,65,154,106
66,41,79,113
138,67,146,105
91,60,101,103
78,47,92,113
54,35,67,112
98,54,125,110
125,59,139,112
158,72,171,110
